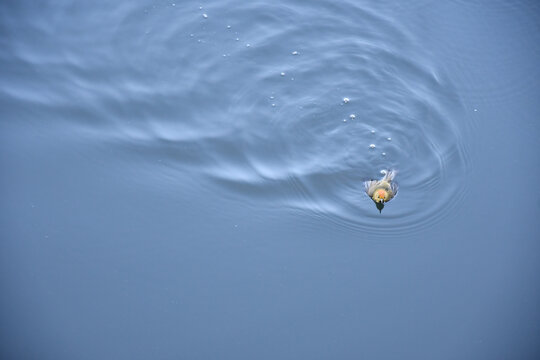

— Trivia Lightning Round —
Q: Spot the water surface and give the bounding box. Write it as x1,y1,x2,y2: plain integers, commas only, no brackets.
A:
1,1,539,359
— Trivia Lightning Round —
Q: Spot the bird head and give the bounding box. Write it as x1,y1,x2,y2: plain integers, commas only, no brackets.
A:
372,189,388,202
372,189,387,213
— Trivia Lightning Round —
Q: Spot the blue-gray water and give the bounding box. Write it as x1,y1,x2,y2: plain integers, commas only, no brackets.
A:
1,1,539,359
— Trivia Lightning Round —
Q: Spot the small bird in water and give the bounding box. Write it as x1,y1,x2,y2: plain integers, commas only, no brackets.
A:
364,170,398,213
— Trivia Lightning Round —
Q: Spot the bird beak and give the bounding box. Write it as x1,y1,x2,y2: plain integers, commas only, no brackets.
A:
376,201,384,213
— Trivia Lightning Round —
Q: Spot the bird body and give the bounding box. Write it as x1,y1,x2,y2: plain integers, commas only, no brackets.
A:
364,170,398,213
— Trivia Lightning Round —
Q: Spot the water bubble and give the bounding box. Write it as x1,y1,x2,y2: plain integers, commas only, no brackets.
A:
235,38,239,41
271,104,276,107
246,43,251,47
371,130,375,134
202,13,208,18
387,137,392,141
382,152,387,156
369,144,376,149
343,97,350,103
343,119,347,122
474,108,478,112
292,51,298,55
349,114,356,120
280,72,285,76
227,25,231,29
380,169,387,175
270,96,274,100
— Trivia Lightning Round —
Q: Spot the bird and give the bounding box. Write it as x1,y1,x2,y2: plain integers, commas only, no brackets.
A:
364,170,398,213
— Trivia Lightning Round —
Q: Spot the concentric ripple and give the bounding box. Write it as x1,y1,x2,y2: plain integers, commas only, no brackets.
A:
3,0,473,236
171,1,471,235
119,1,472,235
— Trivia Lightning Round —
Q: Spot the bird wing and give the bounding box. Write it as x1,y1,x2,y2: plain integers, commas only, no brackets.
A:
390,182,399,197
383,169,397,182
364,180,378,197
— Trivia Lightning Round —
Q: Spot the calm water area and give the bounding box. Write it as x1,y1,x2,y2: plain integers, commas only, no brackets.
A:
1,0,539,359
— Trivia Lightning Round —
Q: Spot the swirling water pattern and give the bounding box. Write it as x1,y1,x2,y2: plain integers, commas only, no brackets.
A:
3,1,540,359
1,0,471,236
126,0,471,235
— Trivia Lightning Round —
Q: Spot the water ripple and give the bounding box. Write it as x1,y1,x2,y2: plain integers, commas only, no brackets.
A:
136,0,472,236
1,0,475,236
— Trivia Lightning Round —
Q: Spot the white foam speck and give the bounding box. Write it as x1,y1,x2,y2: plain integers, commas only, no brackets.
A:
474,108,478,112
349,114,356,120
371,130,375,134
271,104,276,107
280,72,285,76
343,97,350,103
292,51,298,55
380,169,387,175
202,13,208,18
227,25,231,29
369,144,376,149
246,43,251,47
235,38,239,41
343,119,347,122
387,137,392,141
382,152,386,156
